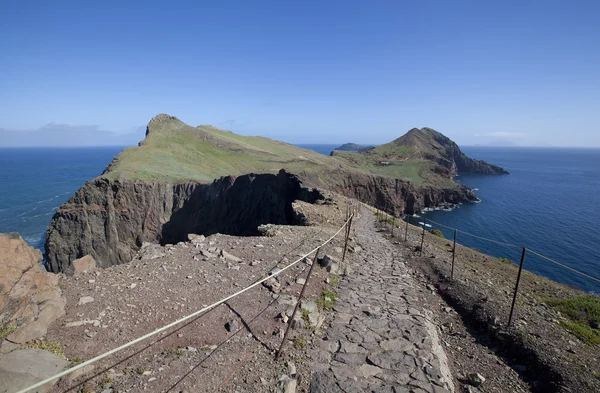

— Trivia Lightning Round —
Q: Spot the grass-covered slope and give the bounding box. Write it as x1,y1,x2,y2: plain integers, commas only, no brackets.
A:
332,127,508,186
101,115,506,189
102,114,352,183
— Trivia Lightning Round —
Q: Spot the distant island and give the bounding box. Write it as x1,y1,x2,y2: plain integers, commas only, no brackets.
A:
333,143,375,152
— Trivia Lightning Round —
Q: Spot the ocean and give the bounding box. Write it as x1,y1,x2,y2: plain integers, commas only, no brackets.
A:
1,145,598,292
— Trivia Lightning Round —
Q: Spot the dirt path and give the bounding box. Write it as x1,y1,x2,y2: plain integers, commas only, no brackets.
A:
309,209,454,393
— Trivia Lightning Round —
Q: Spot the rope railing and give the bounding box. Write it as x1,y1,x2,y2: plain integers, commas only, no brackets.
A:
16,214,355,393
371,203,600,287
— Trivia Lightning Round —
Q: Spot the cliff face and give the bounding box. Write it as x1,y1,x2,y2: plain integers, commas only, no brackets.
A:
328,171,478,216
43,115,498,273
45,167,474,273
45,170,318,273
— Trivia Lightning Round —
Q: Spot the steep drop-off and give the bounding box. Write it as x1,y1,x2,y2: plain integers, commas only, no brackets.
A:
44,115,504,273
45,170,319,273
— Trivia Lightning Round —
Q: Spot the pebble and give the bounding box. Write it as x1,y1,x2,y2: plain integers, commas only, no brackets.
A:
77,296,94,305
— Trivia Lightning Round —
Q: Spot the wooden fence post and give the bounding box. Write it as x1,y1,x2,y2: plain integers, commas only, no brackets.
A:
404,220,409,242
341,215,353,263
420,220,426,256
276,247,321,359
451,229,457,280
508,247,527,328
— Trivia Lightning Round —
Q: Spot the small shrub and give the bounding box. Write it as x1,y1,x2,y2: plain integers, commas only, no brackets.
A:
497,257,512,264
317,289,339,310
300,309,311,328
293,337,306,349
428,229,444,238
97,377,112,387
0,324,17,341
28,340,65,358
78,384,94,393
541,295,600,345
329,274,341,288
135,366,145,375
68,357,83,366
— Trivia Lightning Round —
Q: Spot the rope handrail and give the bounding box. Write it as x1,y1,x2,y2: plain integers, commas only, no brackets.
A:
16,215,354,393
527,249,600,285
369,203,600,286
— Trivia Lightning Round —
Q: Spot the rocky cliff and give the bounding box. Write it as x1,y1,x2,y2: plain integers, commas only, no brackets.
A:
45,170,321,273
45,167,476,273
44,115,503,273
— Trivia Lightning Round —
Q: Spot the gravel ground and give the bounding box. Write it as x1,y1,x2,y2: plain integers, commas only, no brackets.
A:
46,200,353,393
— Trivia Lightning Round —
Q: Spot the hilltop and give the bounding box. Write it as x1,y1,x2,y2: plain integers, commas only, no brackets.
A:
332,127,508,187
101,114,350,184
101,115,506,188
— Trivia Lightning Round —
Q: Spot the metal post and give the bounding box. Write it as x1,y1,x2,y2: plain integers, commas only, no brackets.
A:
276,247,321,359
342,215,353,263
420,221,425,256
507,247,527,328
451,229,457,280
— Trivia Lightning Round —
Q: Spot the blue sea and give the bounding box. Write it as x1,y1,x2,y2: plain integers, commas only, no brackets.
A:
0,147,125,251
1,145,599,293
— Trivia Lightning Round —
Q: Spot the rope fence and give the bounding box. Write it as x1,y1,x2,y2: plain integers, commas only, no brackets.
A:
370,202,599,327
16,208,357,393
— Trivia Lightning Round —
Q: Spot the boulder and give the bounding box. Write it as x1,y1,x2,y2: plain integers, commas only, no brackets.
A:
71,255,96,275
187,234,205,243
0,233,65,345
0,349,67,393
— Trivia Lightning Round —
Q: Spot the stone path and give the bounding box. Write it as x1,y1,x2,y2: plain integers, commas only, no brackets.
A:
310,208,454,393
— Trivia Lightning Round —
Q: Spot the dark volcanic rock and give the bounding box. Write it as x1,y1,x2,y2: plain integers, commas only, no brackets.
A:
45,170,320,273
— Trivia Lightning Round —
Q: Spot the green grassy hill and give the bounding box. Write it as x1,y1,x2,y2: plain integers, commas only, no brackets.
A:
331,127,507,186
101,115,505,187
102,114,353,183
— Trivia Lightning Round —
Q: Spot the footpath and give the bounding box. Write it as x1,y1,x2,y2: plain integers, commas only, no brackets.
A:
310,208,454,393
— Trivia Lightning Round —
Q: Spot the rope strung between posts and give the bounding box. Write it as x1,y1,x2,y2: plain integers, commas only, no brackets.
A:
424,217,523,249
406,215,600,285
527,249,600,285
15,215,354,393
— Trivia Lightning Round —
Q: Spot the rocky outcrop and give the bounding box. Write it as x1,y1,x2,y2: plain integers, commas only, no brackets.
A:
326,170,478,216
0,233,65,346
45,170,323,273
45,166,478,273
415,128,509,175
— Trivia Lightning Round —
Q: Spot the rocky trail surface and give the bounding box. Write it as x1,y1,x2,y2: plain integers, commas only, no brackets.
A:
2,201,534,393
310,210,455,393
308,209,533,393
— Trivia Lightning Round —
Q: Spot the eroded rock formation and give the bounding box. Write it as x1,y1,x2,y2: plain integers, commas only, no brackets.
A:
0,233,65,347
45,170,323,273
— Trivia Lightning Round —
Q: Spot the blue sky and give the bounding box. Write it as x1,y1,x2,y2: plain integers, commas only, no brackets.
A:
1,0,599,146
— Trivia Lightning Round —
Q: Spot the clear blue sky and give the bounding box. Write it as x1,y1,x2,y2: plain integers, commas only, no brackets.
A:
1,0,599,146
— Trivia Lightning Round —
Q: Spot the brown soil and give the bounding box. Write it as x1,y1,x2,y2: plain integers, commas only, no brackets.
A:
45,199,354,393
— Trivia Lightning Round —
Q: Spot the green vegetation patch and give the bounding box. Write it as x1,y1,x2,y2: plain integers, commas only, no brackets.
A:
497,257,512,264
541,295,600,345
0,323,17,341
293,337,306,349
429,229,444,238
27,339,66,358
317,288,339,310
